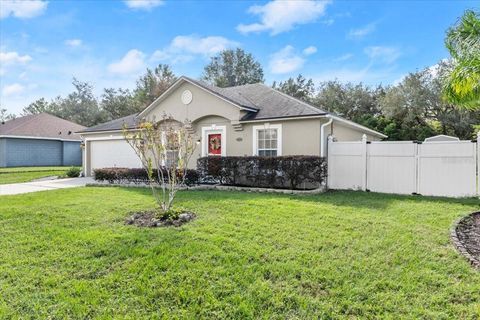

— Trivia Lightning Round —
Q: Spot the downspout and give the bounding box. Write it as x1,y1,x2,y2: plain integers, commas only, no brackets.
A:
320,116,333,158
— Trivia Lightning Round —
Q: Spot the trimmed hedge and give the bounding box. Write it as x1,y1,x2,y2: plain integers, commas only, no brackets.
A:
93,167,199,186
197,156,327,190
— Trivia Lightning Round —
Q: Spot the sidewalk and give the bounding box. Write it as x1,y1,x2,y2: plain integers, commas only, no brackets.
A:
0,177,94,196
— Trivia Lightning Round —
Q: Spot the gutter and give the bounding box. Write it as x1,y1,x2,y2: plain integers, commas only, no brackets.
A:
0,135,82,142
320,117,333,157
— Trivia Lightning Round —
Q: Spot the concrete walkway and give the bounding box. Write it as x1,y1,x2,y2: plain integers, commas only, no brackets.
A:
0,177,94,196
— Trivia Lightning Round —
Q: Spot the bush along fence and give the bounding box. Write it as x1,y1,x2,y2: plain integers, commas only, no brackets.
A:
197,156,327,190
93,167,199,186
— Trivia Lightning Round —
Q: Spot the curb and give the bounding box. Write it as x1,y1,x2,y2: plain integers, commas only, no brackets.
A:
451,211,480,270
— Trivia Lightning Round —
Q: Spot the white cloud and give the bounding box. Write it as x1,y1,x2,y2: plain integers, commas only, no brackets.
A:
65,39,82,47
237,0,331,35
0,51,32,65
108,49,145,75
334,53,353,62
2,83,25,96
311,64,400,85
348,22,376,39
269,45,305,74
303,46,317,55
321,18,334,26
124,0,164,10
0,0,48,19
151,35,239,63
170,35,238,56
364,46,401,64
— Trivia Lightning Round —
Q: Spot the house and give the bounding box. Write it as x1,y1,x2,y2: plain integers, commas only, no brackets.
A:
0,113,85,167
79,76,386,176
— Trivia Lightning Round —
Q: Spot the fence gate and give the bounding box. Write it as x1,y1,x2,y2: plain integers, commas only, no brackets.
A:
327,134,479,198
327,140,366,190
417,141,477,197
366,142,417,195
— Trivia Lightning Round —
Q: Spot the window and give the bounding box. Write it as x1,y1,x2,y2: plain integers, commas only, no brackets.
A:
165,150,178,168
253,124,282,156
161,131,180,168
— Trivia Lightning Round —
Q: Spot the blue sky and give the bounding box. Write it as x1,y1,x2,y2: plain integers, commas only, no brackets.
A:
0,0,477,114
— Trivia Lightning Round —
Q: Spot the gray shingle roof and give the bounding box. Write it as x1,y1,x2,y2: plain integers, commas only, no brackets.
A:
0,113,85,140
221,83,327,120
78,113,138,133
184,77,259,111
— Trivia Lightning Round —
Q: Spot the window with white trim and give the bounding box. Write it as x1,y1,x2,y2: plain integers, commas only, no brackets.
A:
253,124,282,156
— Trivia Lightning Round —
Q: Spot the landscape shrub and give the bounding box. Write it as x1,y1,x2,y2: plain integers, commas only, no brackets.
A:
93,167,199,186
197,156,327,190
66,166,81,178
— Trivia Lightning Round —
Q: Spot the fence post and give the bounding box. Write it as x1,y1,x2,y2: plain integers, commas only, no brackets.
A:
362,134,368,191
327,135,334,189
477,132,480,196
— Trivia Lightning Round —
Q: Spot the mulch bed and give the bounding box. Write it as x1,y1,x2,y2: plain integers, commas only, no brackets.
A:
452,212,480,269
125,211,196,228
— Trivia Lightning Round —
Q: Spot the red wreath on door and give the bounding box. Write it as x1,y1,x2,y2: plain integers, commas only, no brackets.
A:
208,134,221,155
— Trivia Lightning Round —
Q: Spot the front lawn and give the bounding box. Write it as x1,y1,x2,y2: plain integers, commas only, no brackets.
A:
0,166,80,184
0,188,479,318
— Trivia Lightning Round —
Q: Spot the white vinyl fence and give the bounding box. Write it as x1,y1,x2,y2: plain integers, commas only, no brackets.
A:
327,134,479,198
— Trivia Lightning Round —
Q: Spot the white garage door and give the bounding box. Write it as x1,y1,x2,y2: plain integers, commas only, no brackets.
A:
89,139,142,171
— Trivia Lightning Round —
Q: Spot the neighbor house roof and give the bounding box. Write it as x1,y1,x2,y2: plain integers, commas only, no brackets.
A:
0,113,85,141
80,76,386,138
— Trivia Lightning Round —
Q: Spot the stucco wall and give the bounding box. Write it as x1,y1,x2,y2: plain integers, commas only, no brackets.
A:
187,116,325,167
143,82,247,124
331,122,381,141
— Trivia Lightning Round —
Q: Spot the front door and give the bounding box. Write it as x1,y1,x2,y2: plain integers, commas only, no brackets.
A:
202,126,226,157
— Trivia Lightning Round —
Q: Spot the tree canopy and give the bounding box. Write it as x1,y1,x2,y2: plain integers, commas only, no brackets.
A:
272,75,315,102
443,9,480,109
202,48,264,87
0,108,16,122
134,64,177,108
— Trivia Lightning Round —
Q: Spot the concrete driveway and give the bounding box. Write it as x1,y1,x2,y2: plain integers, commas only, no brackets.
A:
0,177,93,196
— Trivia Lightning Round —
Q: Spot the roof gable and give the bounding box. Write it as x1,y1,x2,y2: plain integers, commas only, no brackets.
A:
137,76,258,119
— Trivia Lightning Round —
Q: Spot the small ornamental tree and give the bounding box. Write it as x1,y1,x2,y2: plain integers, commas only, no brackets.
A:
122,115,197,214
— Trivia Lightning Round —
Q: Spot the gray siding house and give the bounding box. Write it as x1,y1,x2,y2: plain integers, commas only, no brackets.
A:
0,113,85,167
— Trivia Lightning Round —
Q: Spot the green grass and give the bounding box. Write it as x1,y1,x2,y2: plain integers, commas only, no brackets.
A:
0,167,80,184
0,188,479,319
0,166,75,173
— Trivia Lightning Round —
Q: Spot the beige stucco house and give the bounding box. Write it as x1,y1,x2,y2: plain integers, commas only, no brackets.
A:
79,76,386,176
